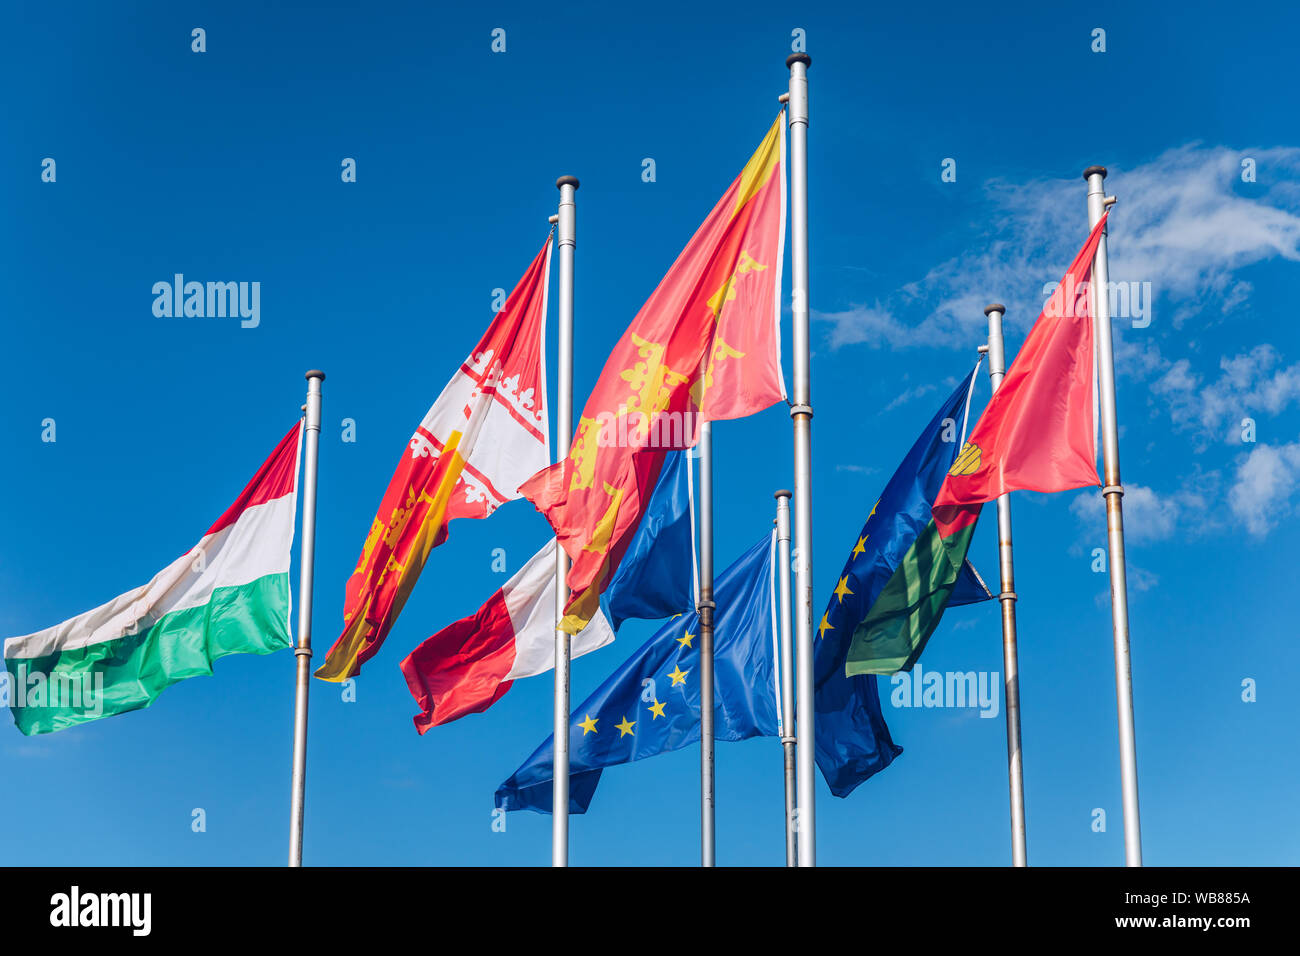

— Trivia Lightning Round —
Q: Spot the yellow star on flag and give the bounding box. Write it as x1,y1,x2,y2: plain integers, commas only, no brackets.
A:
834,575,854,603
677,631,695,649
616,716,636,737
818,613,833,640
669,665,689,686
851,535,867,558
648,699,666,719
578,714,598,735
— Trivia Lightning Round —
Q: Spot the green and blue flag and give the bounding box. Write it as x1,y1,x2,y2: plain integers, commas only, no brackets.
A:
815,369,993,796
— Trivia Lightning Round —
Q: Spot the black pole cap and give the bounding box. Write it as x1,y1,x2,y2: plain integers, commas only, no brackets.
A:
305,369,326,381
555,175,580,190
1082,165,1108,180
983,303,1006,316
774,489,792,498
786,53,811,69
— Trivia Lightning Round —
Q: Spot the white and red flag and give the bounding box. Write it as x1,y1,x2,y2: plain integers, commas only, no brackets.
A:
399,540,614,731
317,237,553,681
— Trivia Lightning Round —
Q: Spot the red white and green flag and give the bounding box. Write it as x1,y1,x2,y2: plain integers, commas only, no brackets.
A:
3,424,302,735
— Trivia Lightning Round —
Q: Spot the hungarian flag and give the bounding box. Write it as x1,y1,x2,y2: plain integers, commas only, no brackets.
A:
933,213,1109,540
4,424,301,735
521,114,787,635
317,238,553,682
400,540,614,732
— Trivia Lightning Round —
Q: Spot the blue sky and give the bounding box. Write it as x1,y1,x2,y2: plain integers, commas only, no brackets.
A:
2,0,1297,865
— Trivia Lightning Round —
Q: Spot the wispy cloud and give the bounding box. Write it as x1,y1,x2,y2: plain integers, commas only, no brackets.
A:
815,144,1300,349
883,382,939,411
1151,344,1300,447
1069,478,1217,546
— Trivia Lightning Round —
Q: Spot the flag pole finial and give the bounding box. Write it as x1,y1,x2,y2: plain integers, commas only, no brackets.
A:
983,303,1006,316
786,53,811,68
774,488,792,499
1082,165,1107,180
305,369,325,381
556,175,580,190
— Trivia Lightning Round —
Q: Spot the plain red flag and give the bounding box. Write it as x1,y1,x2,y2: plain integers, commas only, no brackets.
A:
934,213,1109,538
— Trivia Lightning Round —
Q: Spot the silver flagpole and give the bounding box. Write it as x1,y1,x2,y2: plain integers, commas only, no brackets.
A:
774,489,796,867
288,369,324,868
1084,166,1143,866
786,52,816,867
698,421,716,866
553,175,579,867
984,305,1028,867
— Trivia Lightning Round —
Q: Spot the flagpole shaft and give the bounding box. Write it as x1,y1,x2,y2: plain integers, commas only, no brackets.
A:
553,176,579,867
288,369,324,868
1085,166,1143,866
698,422,716,866
786,52,816,867
775,490,797,867
983,306,1028,867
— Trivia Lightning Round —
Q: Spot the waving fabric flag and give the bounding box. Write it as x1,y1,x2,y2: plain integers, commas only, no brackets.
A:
400,539,615,732
317,238,553,681
834,372,995,679
496,534,777,814
4,424,302,735
932,214,1108,541
600,449,695,631
521,114,787,636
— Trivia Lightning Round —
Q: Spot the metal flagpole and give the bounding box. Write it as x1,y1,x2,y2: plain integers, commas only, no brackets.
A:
698,421,716,866
288,369,324,867
1084,166,1143,866
984,305,1028,867
553,175,579,867
774,490,797,867
786,52,816,867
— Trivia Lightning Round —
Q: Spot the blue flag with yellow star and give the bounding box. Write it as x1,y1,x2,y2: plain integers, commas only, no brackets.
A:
496,533,777,814
601,449,695,631
815,370,994,797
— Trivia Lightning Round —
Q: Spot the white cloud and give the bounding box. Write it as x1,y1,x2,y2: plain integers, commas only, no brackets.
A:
1069,479,1215,545
1228,440,1300,536
815,144,1300,349
1151,344,1300,445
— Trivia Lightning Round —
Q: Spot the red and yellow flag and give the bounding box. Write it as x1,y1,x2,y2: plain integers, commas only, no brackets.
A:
933,214,1109,539
521,114,788,634
316,238,554,681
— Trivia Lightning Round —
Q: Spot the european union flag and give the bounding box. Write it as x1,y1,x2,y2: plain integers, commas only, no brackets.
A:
815,371,995,797
496,534,777,814
601,450,695,631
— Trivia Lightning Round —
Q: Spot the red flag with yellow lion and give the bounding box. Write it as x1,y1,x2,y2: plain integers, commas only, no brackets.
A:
521,114,787,634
